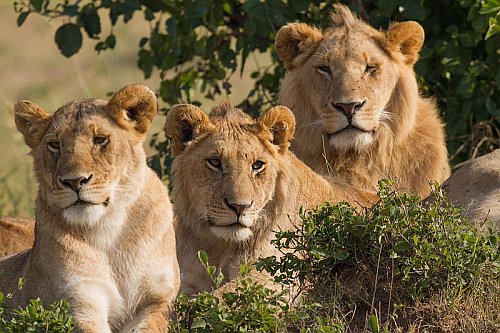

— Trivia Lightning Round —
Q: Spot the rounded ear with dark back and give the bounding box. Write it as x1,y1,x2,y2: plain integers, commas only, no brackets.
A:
14,101,51,149
258,106,296,153
275,23,323,70
107,84,158,135
165,104,213,157
385,21,425,66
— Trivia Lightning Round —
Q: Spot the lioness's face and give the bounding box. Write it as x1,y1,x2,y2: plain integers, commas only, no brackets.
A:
15,85,157,227
34,100,142,225
298,31,398,152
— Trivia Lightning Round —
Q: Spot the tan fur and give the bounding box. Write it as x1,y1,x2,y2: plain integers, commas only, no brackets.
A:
0,85,179,333
275,4,450,197
165,101,376,295
0,217,35,257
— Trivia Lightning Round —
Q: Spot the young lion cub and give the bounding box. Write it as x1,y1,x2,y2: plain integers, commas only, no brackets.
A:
165,101,376,295
0,85,179,333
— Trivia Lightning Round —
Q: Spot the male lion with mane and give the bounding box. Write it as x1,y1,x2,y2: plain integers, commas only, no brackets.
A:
165,101,376,295
0,85,179,333
275,4,450,197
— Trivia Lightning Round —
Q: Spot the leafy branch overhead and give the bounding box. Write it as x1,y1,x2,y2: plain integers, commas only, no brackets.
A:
14,0,500,170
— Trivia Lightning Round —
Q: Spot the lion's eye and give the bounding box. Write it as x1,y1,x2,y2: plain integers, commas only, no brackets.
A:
94,135,109,146
365,64,378,74
206,158,222,171
47,141,60,152
252,160,265,172
317,65,331,75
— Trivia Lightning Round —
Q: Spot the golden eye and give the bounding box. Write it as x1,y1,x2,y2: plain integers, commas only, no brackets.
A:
206,157,222,171
94,136,109,146
252,160,265,172
365,64,378,74
317,65,331,74
47,141,60,152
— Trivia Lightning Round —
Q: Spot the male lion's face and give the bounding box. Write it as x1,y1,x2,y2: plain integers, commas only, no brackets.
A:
298,31,398,152
167,103,295,243
275,4,424,153
14,85,157,227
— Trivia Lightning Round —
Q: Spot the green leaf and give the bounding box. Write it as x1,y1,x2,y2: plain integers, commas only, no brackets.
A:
368,314,380,333
31,0,45,11
17,11,29,27
485,17,500,39
81,8,101,38
393,241,411,253
54,23,82,57
191,318,206,329
198,250,209,266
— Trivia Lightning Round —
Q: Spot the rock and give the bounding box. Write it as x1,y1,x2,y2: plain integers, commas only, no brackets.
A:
442,149,500,232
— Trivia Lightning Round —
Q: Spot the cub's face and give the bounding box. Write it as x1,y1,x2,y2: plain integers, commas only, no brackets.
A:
34,101,141,225
14,84,157,227
297,32,398,152
173,129,279,242
167,103,295,243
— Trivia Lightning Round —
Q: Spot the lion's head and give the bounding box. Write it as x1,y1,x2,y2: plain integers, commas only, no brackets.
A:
165,101,295,243
14,84,157,227
276,4,423,153
275,5,449,195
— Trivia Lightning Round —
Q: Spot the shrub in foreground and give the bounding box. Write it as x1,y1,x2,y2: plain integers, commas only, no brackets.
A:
175,181,499,332
0,291,74,333
259,181,499,300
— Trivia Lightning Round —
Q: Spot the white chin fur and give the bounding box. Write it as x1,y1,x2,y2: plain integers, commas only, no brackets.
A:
329,130,373,152
63,204,107,227
210,225,253,242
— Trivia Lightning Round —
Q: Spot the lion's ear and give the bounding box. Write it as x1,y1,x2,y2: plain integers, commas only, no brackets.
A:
275,23,323,70
259,106,296,153
14,101,51,149
385,21,424,66
107,84,157,135
165,104,212,157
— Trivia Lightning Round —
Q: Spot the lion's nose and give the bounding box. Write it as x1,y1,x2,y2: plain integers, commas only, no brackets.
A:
332,101,365,121
60,174,92,192
224,198,253,217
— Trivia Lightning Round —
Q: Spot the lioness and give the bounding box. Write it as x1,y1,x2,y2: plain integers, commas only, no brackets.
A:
0,85,179,333
275,4,450,197
165,101,375,295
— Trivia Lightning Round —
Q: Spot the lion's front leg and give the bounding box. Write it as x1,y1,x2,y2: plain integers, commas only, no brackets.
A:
120,302,172,333
66,280,121,333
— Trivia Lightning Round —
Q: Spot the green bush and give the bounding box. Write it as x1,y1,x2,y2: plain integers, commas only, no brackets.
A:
258,180,500,300
175,182,499,331
171,254,346,333
14,0,499,168
0,291,75,333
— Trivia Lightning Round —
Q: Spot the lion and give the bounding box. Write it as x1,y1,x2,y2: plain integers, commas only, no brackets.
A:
0,217,34,257
275,4,450,197
0,84,179,333
165,101,376,295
